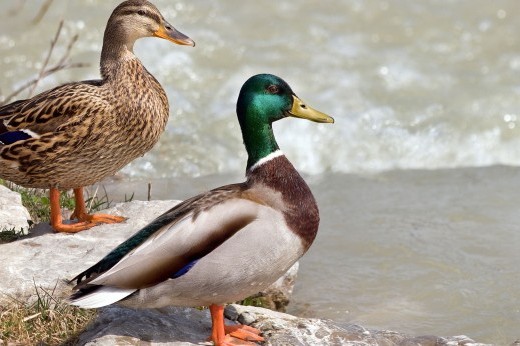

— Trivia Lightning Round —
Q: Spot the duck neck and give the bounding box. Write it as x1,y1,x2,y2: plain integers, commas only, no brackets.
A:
241,119,280,172
100,28,138,79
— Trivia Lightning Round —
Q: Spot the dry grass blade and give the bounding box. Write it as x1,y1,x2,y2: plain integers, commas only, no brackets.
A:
0,283,96,345
22,312,41,322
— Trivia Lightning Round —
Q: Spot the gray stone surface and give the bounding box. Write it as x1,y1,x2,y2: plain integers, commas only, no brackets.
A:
0,200,177,304
0,185,31,233
229,305,490,346
76,304,490,346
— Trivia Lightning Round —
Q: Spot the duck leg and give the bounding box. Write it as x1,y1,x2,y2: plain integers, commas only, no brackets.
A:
71,187,126,225
209,304,264,346
49,187,126,233
50,188,98,233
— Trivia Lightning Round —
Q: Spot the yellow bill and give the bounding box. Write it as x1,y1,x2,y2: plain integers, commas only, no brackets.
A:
288,95,334,123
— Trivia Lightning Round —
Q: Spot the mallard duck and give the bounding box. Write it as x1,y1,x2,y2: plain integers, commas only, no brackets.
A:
68,74,334,345
0,0,194,233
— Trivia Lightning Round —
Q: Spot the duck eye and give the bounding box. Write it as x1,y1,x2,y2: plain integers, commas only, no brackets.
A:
267,85,279,94
137,10,146,16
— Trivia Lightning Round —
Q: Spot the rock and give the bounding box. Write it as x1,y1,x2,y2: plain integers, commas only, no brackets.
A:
228,305,491,346
76,304,490,346
0,185,31,234
77,306,211,346
0,200,177,304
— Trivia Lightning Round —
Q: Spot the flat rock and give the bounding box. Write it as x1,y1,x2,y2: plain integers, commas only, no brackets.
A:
0,200,177,304
0,185,31,233
77,304,490,346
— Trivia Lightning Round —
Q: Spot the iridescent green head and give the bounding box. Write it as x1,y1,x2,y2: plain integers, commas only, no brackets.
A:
236,74,334,169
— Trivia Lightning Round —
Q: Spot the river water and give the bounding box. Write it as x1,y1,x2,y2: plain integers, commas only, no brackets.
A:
1,0,519,344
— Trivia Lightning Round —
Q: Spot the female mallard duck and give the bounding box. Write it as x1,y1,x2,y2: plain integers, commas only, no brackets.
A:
68,74,334,345
0,0,194,233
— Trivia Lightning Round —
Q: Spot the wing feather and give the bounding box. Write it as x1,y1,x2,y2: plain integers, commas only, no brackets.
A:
89,198,259,289
70,183,261,291
0,80,105,135
69,286,137,309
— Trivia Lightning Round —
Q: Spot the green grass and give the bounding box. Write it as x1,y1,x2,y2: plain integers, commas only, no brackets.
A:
0,227,26,243
237,295,266,308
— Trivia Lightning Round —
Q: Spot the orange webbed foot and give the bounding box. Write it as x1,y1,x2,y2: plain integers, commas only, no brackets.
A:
70,187,126,226
219,335,258,345
52,214,126,233
50,187,126,233
225,324,264,342
52,220,99,233
73,212,127,224
209,304,264,346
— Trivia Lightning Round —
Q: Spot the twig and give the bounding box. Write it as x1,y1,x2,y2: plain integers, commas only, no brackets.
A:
28,20,63,97
0,22,89,106
0,62,88,106
58,33,80,67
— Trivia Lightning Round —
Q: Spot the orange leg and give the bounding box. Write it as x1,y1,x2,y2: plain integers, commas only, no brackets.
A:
50,188,96,233
209,304,264,346
71,187,126,225
49,187,125,233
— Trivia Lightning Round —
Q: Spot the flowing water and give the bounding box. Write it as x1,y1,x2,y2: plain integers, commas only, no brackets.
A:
1,0,519,344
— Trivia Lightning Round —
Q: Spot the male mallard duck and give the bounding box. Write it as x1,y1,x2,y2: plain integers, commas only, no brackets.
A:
0,0,194,233
68,74,334,345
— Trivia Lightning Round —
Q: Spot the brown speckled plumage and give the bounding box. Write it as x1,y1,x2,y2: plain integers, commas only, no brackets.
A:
0,60,168,189
0,0,194,232
0,0,194,189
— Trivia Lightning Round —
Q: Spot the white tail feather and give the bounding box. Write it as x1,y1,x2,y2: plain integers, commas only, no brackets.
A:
69,286,137,309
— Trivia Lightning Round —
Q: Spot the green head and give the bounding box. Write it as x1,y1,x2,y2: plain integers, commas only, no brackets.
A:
236,74,334,170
